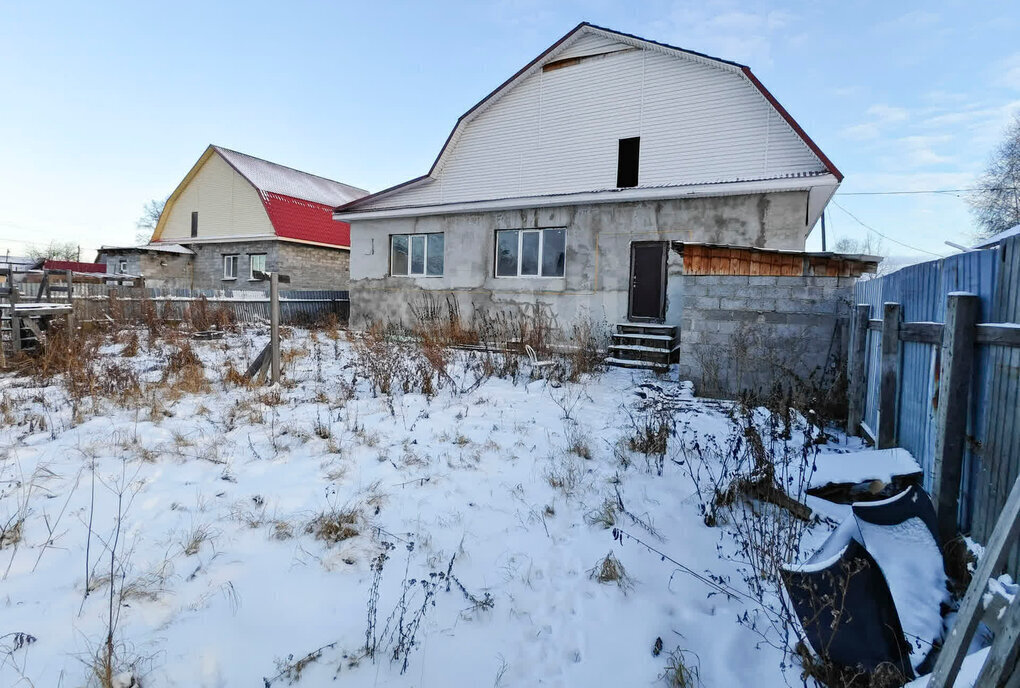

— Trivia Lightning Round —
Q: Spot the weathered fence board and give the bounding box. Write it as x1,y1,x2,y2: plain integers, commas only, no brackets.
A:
66,283,349,325
851,235,1019,576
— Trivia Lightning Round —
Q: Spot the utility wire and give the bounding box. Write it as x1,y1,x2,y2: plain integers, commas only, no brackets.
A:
829,200,945,257
836,187,1017,196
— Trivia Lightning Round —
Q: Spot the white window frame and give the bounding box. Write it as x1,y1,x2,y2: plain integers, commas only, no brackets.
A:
494,228,566,278
223,254,238,280
117,259,128,274
390,232,444,277
249,253,267,281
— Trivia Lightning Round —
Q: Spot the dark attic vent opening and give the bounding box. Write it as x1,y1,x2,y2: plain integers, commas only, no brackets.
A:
191,211,199,238
617,137,640,188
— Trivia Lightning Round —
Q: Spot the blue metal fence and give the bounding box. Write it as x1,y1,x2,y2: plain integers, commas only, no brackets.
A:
853,247,1001,531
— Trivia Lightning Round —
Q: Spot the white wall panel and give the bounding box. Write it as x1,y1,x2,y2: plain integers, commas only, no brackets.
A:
360,29,827,211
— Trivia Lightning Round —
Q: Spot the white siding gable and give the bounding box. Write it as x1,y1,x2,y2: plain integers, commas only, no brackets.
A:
358,28,829,211
159,152,275,241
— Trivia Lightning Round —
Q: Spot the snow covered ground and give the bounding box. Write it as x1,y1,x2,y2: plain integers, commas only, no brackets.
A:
0,327,971,687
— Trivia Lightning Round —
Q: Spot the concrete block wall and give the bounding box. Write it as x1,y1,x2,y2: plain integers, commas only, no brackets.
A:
676,274,855,397
277,243,350,290
187,240,349,291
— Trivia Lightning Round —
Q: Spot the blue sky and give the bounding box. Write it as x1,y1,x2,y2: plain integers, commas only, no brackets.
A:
1,0,1019,260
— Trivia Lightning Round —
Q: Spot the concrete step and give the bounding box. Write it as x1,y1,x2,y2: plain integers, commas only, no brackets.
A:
605,356,670,371
608,343,677,355
616,323,678,337
611,334,674,350
611,332,673,342
607,345,673,364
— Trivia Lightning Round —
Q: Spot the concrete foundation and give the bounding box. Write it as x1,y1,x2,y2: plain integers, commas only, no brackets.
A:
348,190,812,328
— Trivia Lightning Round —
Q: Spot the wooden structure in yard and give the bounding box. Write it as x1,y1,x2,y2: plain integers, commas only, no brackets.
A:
929,472,1020,687
674,242,879,277
0,267,74,364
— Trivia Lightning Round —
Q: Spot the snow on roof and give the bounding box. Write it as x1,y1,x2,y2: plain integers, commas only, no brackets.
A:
973,224,1020,249
214,146,368,207
100,243,195,255
0,254,35,266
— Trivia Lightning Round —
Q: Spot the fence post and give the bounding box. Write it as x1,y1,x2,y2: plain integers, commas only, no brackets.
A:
877,302,901,449
65,269,74,334
9,278,20,355
847,303,870,436
932,292,979,544
270,272,281,384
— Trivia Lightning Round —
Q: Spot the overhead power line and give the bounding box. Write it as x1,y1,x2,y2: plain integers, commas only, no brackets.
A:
829,201,945,258
836,186,1018,196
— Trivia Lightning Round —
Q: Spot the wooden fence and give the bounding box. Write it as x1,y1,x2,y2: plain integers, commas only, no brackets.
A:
848,233,1020,576
10,274,349,326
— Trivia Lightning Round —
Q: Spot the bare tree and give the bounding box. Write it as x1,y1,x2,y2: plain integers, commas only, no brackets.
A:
135,196,168,244
26,240,79,262
832,234,884,256
969,113,1020,238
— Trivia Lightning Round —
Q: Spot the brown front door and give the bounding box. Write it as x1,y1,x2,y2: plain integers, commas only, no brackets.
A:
628,242,667,322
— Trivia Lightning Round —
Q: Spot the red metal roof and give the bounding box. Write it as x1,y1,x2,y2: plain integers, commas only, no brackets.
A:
260,192,351,248
44,259,107,273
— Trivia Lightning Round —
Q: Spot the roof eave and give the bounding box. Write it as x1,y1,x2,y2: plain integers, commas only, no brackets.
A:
335,174,838,221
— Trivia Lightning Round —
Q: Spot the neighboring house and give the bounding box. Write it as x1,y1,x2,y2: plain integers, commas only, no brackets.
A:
99,145,368,290
0,254,37,273
96,243,195,282
335,23,843,332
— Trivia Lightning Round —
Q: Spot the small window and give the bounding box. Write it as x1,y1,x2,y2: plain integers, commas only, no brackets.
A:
617,137,640,188
223,254,238,280
390,233,444,276
494,228,566,278
118,259,128,274
191,211,199,238
249,253,266,280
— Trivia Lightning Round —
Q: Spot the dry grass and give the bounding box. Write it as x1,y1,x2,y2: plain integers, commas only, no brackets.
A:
307,505,360,544
181,524,214,556
589,551,632,590
628,417,670,456
660,647,701,688
584,498,617,530
0,516,24,549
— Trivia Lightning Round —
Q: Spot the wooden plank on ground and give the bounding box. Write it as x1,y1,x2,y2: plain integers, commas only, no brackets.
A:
929,474,1020,687
975,594,1020,687
244,343,271,379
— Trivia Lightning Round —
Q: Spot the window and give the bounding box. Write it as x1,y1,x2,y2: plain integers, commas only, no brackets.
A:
117,259,128,274
249,253,266,280
617,136,640,188
494,228,565,278
223,254,238,280
191,211,199,238
390,233,444,276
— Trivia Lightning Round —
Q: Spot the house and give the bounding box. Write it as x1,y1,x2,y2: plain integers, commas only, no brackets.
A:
0,254,37,274
334,23,844,351
99,145,368,290
96,243,195,283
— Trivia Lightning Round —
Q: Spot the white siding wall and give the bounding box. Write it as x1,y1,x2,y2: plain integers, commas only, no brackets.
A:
159,153,275,241
362,33,826,210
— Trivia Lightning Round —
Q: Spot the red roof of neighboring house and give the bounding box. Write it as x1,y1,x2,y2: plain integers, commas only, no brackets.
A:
44,260,107,273
151,145,367,249
261,192,351,248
